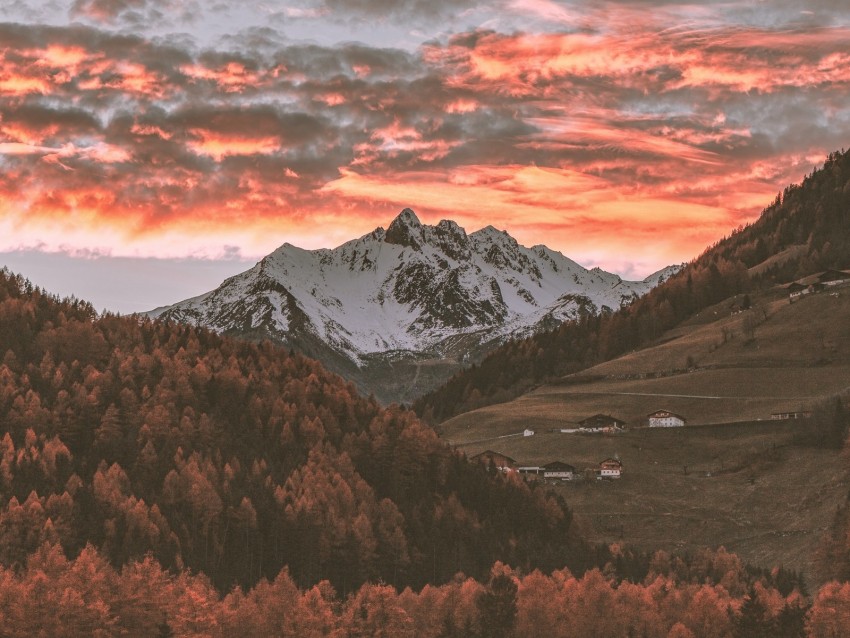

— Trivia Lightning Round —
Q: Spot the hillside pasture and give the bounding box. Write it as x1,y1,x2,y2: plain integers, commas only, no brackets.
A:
439,285,850,582
449,422,845,582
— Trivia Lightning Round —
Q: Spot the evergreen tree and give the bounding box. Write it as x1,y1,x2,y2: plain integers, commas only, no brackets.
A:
734,586,774,638
476,572,517,638
774,603,806,638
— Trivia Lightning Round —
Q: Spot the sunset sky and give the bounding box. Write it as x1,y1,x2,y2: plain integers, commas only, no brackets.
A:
1,0,850,312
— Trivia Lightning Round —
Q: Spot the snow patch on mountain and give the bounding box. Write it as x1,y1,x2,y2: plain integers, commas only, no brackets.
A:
150,209,680,368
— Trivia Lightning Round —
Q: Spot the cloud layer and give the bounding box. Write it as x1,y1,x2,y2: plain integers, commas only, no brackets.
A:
1,2,850,277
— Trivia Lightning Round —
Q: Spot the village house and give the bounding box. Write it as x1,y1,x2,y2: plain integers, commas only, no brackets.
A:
786,281,808,301
790,274,825,299
543,461,576,481
648,410,686,427
787,269,850,301
599,458,623,479
470,450,517,473
577,414,626,433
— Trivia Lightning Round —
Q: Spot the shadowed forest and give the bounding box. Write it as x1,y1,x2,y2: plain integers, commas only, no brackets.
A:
0,269,596,595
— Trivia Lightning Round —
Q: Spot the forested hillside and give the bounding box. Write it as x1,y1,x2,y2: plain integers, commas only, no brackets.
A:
0,268,593,594
415,149,850,422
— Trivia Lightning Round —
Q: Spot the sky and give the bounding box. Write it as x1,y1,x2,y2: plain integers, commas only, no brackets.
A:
1,0,850,313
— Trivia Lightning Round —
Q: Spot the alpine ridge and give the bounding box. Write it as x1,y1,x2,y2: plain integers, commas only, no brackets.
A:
150,209,677,403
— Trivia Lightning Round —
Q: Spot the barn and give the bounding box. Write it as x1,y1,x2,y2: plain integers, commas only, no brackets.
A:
577,414,626,433
543,461,576,480
818,269,850,285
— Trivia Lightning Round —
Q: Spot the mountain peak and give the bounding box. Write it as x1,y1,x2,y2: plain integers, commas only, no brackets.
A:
394,208,421,227
643,264,684,285
470,225,517,247
385,208,424,248
436,219,461,232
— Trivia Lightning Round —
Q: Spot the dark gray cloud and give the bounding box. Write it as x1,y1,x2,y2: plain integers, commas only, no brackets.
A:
319,0,479,21
721,0,850,27
0,104,100,143
70,0,147,21
69,0,200,27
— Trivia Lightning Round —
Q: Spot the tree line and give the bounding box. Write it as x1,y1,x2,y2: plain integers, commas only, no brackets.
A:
0,541,835,637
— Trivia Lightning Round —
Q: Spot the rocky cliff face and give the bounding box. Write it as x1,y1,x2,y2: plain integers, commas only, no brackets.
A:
150,209,677,403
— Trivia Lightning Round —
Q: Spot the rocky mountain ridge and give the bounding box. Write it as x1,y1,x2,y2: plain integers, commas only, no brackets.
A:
150,209,677,402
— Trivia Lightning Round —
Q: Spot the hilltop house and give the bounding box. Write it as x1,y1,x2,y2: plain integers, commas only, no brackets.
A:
578,414,626,433
787,269,850,301
648,410,686,427
543,461,576,480
599,458,623,479
470,450,517,473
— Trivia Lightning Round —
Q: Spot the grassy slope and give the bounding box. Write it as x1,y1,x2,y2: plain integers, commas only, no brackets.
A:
440,284,850,582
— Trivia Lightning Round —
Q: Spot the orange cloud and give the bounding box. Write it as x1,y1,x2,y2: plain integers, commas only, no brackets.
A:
0,73,51,96
325,165,727,222
315,93,347,106
445,99,478,113
320,164,747,275
130,123,173,139
526,115,722,165
352,121,460,166
0,141,130,163
181,62,265,93
35,45,91,75
0,142,54,155
187,131,281,160
429,26,850,99
110,62,166,97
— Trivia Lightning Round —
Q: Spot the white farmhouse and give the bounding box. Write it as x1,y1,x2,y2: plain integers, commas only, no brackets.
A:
599,458,622,479
647,410,686,427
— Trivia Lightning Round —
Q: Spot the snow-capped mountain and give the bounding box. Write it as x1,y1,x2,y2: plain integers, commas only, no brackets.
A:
149,209,678,403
